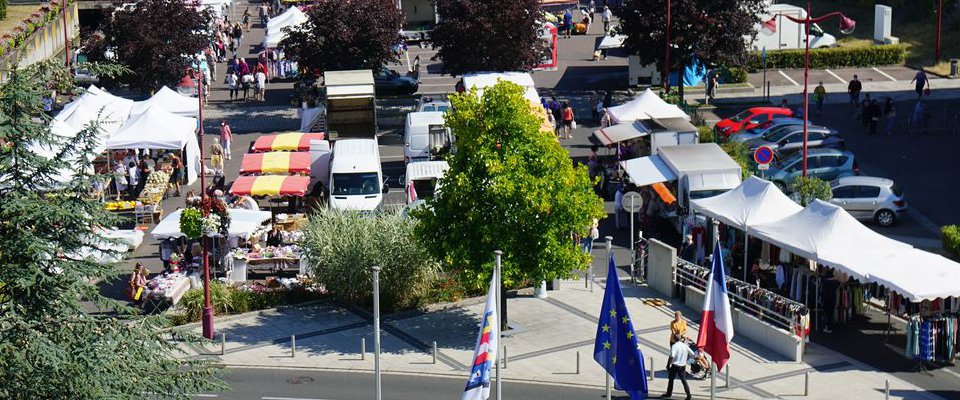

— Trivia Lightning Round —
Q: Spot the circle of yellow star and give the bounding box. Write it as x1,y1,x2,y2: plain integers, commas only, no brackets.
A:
602,324,610,333
609,309,617,318
622,315,630,324
603,341,611,350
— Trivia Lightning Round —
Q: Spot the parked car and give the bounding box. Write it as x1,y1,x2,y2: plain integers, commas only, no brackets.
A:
418,96,451,112
715,107,794,138
729,118,807,142
829,176,906,227
745,126,844,157
374,67,418,96
767,148,857,192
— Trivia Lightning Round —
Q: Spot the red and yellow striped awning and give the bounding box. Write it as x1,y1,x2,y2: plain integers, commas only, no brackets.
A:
252,132,325,152
229,175,311,197
239,152,311,175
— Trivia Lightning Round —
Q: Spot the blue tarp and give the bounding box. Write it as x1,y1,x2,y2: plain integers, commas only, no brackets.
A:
669,57,706,87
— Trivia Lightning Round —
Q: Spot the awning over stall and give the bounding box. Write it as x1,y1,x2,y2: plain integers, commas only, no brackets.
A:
152,208,272,239
104,104,202,185
592,122,649,146
229,175,311,197
130,86,199,117
605,88,689,124
252,132,326,152
240,152,311,175
619,155,677,186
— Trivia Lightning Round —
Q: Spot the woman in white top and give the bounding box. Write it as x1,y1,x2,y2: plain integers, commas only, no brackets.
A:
255,71,266,101
227,72,239,101
127,161,139,198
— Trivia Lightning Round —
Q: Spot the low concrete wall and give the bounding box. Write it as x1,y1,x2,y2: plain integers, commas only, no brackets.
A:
646,238,676,297
645,240,803,362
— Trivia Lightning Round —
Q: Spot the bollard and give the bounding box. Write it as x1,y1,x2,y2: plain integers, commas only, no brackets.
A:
885,380,889,400
648,356,654,382
361,338,366,360
576,351,580,374
710,363,717,399
220,333,225,356
725,366,730,388
291,335,296,358
503,346,508,369
432,341,437,364
804,371,809,396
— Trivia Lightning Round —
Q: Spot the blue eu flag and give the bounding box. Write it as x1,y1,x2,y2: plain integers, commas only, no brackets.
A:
594,254,648,399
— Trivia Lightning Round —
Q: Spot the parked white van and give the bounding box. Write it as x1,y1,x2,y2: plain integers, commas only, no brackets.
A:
750,3,837,51
405,161,450,204
328,138,385,211
404,111,447,162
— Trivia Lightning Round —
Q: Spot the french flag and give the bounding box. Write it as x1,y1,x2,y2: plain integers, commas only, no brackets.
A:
696,241,734,371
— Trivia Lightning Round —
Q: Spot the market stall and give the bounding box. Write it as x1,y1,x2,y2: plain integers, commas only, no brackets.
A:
229,175,310,197
129,86,200,117
105,104,202,185
239,152,311,175
251,132,325,152
151,208,273,241
605,88,689,125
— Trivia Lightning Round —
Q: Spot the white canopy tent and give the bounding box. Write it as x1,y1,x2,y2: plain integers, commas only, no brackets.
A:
748,200,912,281
605,88,689,124
266,7,306,31
855,249,960,302
105,105,202,185
56,92,132,135
130,86,199,117
592,122,650,146
151,208,272,240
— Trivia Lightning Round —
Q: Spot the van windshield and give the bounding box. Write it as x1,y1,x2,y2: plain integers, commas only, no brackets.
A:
332,172,380,195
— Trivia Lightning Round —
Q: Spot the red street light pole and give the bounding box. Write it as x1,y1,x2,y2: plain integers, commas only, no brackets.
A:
62,0,70,67
936,0,943,63
178,68,213,339
765,2,855,176
663,0,671,93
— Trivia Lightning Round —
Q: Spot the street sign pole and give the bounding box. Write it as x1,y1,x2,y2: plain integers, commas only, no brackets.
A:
371,266,382,400
494,250,503,400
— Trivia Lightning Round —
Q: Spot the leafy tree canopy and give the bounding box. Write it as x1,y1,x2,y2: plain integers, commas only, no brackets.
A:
0,61,223,399
616,0,767,75
413,82,605,289
431,0,541,75
99,0,211,91
281,0,404,73
793,176,833,206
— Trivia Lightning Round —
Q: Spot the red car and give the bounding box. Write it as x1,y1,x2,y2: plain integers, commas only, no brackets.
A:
715,107,794,138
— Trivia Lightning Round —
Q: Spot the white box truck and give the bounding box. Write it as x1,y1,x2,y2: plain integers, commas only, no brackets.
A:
404,111,451,163
314,138,385,212
324,70,377,139
749,3,837,51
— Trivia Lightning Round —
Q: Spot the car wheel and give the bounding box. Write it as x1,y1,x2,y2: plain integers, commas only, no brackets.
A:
875,209,896,227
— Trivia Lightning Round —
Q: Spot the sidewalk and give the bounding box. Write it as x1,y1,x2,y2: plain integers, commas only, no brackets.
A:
179,274,940,399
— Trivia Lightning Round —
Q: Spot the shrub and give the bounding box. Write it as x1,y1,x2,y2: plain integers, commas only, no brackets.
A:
179,281,234,322
717,66,748,84
941,225,960,257
792,176,832,206
745,44,906,71
301,208,441,312
697,125,716,143
721,141,752,179
0,0,7,21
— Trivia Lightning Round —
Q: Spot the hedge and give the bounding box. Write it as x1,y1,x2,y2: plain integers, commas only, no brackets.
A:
718,66,748,84
745,44,906,71
0,0,6,22
942,225,960,257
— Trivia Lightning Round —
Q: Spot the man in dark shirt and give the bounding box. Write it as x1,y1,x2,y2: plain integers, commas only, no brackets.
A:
848,74,862,108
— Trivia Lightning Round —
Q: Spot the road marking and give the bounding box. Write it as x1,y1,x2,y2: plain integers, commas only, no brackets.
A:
873,67,898,82
418,83,454,87
194,395,219,398
824,69,847,84
262,397,332,400
417,76,454,81
778,70,800,86
942,367,960,380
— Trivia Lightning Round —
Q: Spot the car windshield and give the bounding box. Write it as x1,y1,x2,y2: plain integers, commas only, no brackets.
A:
763,127,798,142
422,105,450,112
332,172,380,196
729,110,753,122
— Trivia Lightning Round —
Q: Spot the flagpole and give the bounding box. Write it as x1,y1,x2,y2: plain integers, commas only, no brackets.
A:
604,236,613,400
371,265,382,400
494,250,503,400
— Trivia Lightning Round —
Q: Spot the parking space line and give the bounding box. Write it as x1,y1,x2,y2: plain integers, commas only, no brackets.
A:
872,67,898,82
825,69,847,84
778,70,799,86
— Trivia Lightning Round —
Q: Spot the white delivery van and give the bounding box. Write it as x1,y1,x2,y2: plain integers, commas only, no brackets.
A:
750,3,836,51
327,138,385,211
404,161,450,204
404,111,448,162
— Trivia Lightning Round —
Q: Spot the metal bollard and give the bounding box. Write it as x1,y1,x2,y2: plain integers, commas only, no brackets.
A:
361,338,366,360
432,341,437,364
804,371,810,396
648,356,654,382
885,380,889,400
291,335,296,358
576,351,580,374
503,346,508,369
220,333,226,356
725,366,730,388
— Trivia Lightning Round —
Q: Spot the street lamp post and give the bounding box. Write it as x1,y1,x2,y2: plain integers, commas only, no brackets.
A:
765,2,855,176
177,69,213,339
663,0,671,93
936,0,943,63
61,0,70,67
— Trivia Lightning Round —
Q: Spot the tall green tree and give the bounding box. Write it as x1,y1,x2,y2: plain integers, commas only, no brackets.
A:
430,0,541,75
281,0,404,72
0,63,223,399
99,0,211,91
616,0,767,100
414,81,605,290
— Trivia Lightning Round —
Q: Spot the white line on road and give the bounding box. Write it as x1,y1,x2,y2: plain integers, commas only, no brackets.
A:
824,69,847,84
778,70,800,86
194,395,219,398
262,397,333,400
873,67,898,82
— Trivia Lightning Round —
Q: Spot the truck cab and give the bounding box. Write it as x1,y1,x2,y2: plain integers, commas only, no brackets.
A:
327,139,385,212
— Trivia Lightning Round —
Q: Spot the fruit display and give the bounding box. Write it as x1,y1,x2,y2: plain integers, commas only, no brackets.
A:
138,170,170,205
104,201,137,211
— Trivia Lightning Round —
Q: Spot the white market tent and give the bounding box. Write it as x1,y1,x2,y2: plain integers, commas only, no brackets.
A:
151,208,272,240
462,72,540,105
855,250,960,302
105,104,202,185
592,122,650,146
266,7,306,31
130,86,199,117
56,91,133,135
691,176,802,230
605,88,689,124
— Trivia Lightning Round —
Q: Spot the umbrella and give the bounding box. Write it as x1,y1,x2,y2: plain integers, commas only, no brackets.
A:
229,175,310,197
252,132,325,152
240,152,311,175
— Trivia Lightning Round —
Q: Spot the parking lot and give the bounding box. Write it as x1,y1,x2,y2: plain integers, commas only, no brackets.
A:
748,65,922,89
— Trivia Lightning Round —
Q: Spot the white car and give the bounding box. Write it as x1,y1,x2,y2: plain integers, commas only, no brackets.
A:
829,176,907,227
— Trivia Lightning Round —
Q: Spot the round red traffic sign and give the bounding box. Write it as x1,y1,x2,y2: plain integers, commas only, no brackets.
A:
754,146,775,165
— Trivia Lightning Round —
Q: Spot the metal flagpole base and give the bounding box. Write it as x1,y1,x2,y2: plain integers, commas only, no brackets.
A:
202,307,214,339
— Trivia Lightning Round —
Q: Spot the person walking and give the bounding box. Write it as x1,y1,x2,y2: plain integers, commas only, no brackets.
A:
563,9,574,38
112,161,127,200
860,94,872,127
911,69,929,98
128,264,148,308
867,99,882,136
168,153,183,196
582,218,599,253
549,97,563,136
210,141,224,173
227,70,239,101
884,97,896,136
255,69,267,101
813,81,826,116
706,73,718,104
561,102,575,139
242,8,252,31
127,161,139,198
848,74,862,108
259,2,269,26
219,121,233,161
601,6,612,34
662,333,695,400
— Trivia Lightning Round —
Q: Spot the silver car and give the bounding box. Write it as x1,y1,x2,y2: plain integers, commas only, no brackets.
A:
829,176,907,227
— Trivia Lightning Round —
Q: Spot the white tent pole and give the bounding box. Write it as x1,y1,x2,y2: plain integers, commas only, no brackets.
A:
743,229,749,283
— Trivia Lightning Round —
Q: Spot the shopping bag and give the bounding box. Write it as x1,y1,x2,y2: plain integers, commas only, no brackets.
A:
571,120,578,130
924,87,931,96
133,287,143,301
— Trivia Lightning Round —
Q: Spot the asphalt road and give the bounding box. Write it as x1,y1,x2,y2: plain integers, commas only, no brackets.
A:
200,367,622,400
